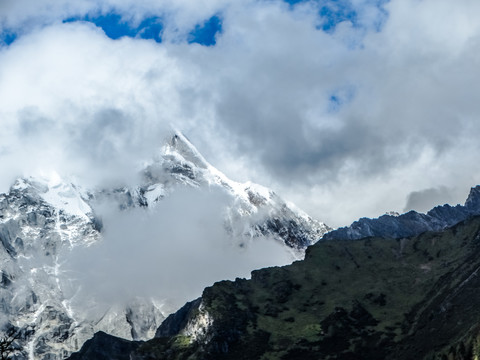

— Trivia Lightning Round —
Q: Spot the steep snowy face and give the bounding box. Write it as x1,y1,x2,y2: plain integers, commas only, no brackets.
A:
138,133,330,248
0,177,96,359
0,177,168,360
94,133,329,249
0,133,329,360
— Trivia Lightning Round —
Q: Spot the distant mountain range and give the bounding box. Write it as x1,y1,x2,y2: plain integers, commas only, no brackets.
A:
0,133,328,360
324,185,480,240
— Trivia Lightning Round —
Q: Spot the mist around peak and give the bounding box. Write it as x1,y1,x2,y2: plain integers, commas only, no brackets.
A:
63,187,295,313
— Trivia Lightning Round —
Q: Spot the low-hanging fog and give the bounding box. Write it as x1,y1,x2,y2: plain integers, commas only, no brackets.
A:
61,187,294,313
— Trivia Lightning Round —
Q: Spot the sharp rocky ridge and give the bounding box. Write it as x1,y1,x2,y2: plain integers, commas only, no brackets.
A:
105,133,330,248
0,132,329,360
323,186,480,241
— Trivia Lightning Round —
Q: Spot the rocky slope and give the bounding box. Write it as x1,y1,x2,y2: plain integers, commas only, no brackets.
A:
323,186,480,240
72,214,480,359
0,133,328,360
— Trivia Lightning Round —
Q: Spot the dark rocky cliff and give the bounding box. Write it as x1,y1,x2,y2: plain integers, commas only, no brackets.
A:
68,332,143,360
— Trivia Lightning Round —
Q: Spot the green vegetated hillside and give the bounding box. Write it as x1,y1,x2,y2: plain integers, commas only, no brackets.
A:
72,216,480,360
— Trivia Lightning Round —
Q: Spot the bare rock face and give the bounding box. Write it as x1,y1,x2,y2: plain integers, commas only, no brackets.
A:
68,332,143,360
0,133,328,360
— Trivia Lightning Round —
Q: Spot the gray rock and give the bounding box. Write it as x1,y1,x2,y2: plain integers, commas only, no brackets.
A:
323,186,480,241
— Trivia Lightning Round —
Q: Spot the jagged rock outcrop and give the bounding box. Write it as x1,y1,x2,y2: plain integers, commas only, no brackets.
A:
154,299,202,338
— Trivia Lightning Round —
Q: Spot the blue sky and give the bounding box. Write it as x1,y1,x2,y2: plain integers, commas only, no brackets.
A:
0,31,17,45
0,0,388,47
64,14,164,43
63,13,223,46
3,10,224,46
284,0,381,31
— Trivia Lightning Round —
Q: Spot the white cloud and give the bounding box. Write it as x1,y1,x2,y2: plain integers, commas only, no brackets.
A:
62,187,294,310
0,22,186,189
0,0,479,229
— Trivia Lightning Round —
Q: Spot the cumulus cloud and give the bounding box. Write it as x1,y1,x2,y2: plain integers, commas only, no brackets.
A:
0,22,182,190
189,0,480,226
62,187,294,311
0,0,479,228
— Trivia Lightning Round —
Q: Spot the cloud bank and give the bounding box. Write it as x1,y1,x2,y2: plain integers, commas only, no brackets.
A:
404,186,457,214
62,188,294,311
0,0,479,227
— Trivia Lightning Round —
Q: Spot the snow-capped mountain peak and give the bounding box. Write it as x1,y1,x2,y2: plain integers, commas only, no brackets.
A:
0,132,330,360
149,132,330,247
11,175,92,221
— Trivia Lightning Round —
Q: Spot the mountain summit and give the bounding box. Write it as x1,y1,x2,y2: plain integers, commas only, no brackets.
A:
0,132,329,360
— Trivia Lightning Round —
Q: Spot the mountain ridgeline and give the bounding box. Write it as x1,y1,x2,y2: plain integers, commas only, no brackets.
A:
324,186,480,241
70,199,480,359
0,133,329,360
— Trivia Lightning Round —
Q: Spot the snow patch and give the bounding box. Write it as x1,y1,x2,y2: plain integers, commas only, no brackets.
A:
39,181,91,220
144,184,166,205
12,178,29,191
182,303,213,343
